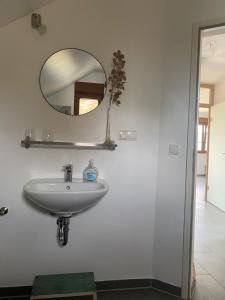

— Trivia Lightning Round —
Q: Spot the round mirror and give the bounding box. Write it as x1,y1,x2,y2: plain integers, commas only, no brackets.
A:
39,48,107,116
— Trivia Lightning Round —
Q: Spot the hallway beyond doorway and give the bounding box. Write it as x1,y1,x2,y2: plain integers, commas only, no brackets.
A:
193,176,225,299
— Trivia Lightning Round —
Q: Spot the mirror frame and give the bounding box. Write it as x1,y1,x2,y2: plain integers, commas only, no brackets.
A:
39,48,108,117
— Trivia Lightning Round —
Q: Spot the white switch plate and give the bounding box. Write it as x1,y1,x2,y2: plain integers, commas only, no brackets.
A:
119,130,127,140
168,144,180,155
119,130,137,141
127,130,137,141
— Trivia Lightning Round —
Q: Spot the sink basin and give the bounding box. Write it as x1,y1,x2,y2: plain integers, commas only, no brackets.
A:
23,178,108,216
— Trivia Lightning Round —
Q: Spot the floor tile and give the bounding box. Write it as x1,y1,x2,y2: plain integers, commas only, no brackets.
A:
193,275,225,300
195,252,225,289
194,176,225,298
195,262,208,275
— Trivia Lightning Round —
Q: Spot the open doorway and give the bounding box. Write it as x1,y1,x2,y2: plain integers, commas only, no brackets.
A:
196,84,213,202
192,25,225,299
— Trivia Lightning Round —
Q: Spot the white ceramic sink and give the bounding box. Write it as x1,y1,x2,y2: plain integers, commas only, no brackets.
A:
23,178,108,216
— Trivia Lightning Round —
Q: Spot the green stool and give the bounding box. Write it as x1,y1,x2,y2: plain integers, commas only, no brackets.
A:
30,272,97,299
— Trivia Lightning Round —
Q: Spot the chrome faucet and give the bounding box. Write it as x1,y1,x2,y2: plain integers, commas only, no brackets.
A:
63,164,73,182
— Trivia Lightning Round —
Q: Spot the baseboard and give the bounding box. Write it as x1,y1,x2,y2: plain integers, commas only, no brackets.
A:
96,278,152,291
152,279,181,297
0,278,181,298
0,285,32,298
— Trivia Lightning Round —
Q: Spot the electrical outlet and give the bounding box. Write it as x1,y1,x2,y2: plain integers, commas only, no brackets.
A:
168,144,180,155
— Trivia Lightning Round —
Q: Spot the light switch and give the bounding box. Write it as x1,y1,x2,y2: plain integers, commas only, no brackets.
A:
119,130,137,141
119,130,127,140
127,130,137,141
168,144,180,155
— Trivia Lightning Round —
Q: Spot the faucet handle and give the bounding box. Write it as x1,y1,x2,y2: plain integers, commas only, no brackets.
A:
62,164,73,171
0,207,8,216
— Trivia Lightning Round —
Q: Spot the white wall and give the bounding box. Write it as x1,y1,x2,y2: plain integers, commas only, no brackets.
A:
0,0,166,287
48,83,74,113
154,0,225,288
79,71,106,84
208,102,225,211
197,153,206,176
214,79,225,104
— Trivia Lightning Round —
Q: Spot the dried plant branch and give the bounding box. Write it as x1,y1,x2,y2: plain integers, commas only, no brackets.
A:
108,50,126,106
105,50,126,144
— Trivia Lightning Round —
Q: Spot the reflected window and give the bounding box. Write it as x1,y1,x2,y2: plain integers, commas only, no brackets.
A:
79,99,99,115
74,82,104,115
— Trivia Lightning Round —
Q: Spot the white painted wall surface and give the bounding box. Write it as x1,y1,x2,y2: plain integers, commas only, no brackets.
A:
0,0,166,287
79,71,106,84
48,83,74,112
196,153,206,176
214,79,225,104
154,0,225,288
208,103,225,211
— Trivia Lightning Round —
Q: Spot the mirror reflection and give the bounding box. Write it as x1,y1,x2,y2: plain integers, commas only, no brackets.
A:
39,48,107,116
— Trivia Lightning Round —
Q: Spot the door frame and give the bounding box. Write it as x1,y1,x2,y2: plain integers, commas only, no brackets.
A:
181,18,225,300
198,84,214,202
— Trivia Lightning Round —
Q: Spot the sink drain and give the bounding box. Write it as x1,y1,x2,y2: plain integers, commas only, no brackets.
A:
57,217,70,246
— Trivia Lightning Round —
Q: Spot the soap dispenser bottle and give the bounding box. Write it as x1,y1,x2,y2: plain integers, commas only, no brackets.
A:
83,159,99,182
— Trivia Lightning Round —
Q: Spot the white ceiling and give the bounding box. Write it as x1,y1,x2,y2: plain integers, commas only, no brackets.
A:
0,0,55,28
201,27,225,84
40,49,104,96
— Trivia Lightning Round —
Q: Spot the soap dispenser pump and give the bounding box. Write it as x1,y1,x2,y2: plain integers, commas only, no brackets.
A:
83,159,99,182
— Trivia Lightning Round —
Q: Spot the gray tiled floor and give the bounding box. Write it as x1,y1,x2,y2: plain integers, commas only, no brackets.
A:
193,176,225,299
